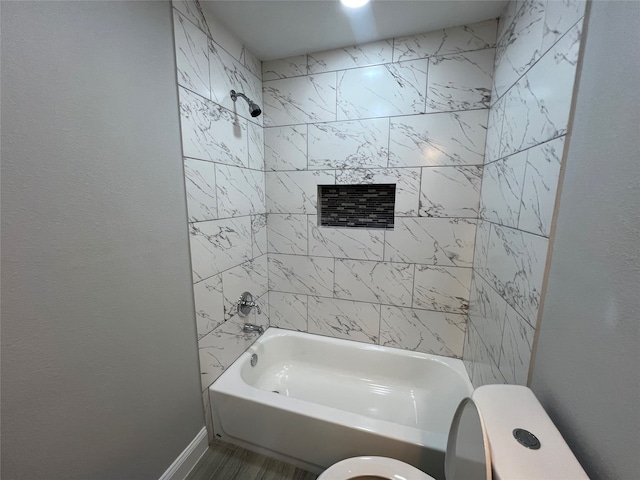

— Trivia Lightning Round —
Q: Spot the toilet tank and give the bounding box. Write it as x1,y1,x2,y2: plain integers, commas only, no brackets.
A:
471,385,589,480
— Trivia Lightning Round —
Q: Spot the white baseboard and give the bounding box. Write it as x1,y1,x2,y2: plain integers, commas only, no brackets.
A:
159,427,208,480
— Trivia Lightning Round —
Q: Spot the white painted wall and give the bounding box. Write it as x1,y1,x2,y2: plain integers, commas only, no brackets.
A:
1,2,204,478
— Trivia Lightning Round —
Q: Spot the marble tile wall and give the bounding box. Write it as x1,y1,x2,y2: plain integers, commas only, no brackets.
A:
464,0,586,387
172,1,268,404
262,19,499,359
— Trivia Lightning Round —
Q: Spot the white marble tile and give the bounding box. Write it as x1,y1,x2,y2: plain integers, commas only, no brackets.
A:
308,40,393,74
267,214,308,255
496,0,522,44
308,217,384,261
251,214,267,257
264,125,308,171
179,87,248,166
473,220,492,280
384,217,476,267
480,151,528,227
463,323,506,388
518,137,564,237
198,316,259,389
394,20,497,62
221,255,268,320
263,73,337,126
419,166,482,218
413,265,472,313
335,168,420,216
193,274,224,338
381,306,466,358
200,5,245,61
174,9,210,99
308,118,389,170
243,48,262,80
334,260,414,307
485,224,548,326
467,273,508,364
268,291,308,332
336,60,428,120
493,0,546,99
266,170,335,214
172,1,210,37
500,23,581,157
308,296,380,344
542,0,585,53
268,254,334,296
426,49,494,112
184,158,217,222
262,55,308,81
210,39,263,125
389,110,488,167
247,122,264,171
189,217,252,281
484,95,505,163
498,303,535,385
215,165,265,218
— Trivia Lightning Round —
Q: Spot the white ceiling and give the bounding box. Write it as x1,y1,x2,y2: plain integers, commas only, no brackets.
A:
201,0,508,61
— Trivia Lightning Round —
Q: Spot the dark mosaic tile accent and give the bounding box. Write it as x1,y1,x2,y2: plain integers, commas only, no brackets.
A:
318,184,396,229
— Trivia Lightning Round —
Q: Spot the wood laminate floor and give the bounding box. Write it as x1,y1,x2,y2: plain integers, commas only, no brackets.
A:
186,439,318,480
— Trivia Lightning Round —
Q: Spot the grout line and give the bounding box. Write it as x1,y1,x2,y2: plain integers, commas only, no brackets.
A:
268,289,468,317
261,46,497,82
259,106,490,130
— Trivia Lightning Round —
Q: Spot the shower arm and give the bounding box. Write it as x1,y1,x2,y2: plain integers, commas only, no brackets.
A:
230,90,249,103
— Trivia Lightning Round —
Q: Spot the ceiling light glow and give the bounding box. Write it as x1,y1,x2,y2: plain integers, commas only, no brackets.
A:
340,0,370,8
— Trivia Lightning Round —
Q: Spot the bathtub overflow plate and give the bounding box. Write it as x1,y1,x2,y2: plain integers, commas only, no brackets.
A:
250,353,258,367
513,428,540,449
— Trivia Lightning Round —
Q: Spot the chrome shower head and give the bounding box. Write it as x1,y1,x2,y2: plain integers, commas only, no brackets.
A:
230,89,262,117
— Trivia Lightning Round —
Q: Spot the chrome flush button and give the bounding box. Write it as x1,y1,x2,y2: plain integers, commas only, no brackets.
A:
513,428,541,449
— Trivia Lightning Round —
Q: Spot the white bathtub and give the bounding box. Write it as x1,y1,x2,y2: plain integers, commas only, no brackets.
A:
209,327,472,478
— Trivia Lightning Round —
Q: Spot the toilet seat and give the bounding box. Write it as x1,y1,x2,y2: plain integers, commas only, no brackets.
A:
317,456,435,480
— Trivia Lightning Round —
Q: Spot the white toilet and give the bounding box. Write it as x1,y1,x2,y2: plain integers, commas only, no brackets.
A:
318,385,588,480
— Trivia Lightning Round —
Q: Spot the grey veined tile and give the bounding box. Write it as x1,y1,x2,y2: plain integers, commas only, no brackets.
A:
308,217,384,261
336,60,428,120
266,170,335,214
498,302,535,385
268,291,308,332
308,118,389,170
308,39,393,73
308,296,380,345
262,55,308,81
188,217,252,281
193,274,225,338
265,125,308,171
334,259,414,307
393,20,497,62
485,224,548,326
184,158,217,222
419,166,482,218
268,254,334,297
380,306,466,358
426,49,495,113
412,264,472,313
263,73,337,126
179,87,248,167
384,217,476,267
389,110,488,167
173,9,210,99
267,214,308,255
215,165,265,218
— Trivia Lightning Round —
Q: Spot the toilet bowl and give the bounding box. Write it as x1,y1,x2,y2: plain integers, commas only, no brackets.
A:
318,385,588,480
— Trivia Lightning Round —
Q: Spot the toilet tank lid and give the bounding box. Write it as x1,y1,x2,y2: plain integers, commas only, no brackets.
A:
471,385,589,480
